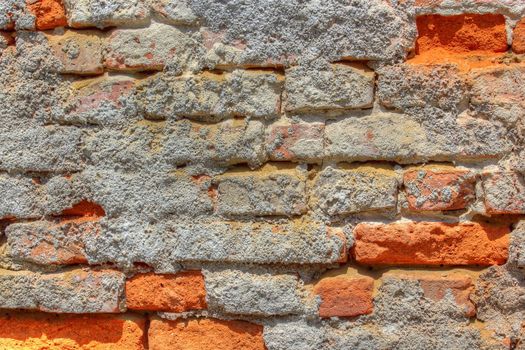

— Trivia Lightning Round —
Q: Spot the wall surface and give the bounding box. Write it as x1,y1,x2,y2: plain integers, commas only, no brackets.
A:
0,0,524,349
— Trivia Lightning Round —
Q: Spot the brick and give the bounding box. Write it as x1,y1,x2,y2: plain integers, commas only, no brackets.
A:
0,268,125,313
160,118,267,170
215,165,307,217
0,125,83,172
285,63,374,113
138,70,282,120
148,317,265,350
513,18,525,54
104,22,204,72
81,169,213,219
196,0,414,66
6,219,100,265
472,265,524,343
415,14,507,55
324,112,511,164
265,120,324,162
63,0,150,28
469,66,525,125
27,0,67,30
509,221,525,268
386,272,475,317
0,312,146,350
125,271,207,312
63,76,136,125
310,165,398,216
313,276,374,318
45,29,103,75
204,267,302,316
377,63,467,112
354,221,510,266
149,0,198,25
85,219,347,269
482,172,525,214
404,168,475,211
0,174,42,219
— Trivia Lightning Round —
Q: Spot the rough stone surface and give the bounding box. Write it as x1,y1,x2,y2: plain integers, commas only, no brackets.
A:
6,219,100,265
215,166,307,217
482,172,525,214
265,120,324,162
324,112,511,164
63,0,150,28
0,268,125,313
46,29,104,75
310,165,398,217
137,70,282,120
0,174,42,219
285,63,375,112
0,126,83,172
472,265,525,345
82,219,347,270
403,168,476,211
385,272,476,317
204,266,303,316
196,0,416,66
378,63,467,112
104,21,205,72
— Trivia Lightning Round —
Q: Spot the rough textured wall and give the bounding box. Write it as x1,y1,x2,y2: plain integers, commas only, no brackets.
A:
0,0,524,349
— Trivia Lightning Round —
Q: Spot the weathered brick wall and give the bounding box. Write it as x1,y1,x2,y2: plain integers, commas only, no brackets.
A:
0,0,524,349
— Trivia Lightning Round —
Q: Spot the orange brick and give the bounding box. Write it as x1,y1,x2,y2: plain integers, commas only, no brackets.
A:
126,271,207,312
313,276,374,318
27,0,67,30
354,221,509,266
513,18,525,54
148,318,266,350
416,14,508,55
404,169,475,211
59,200,106,218
392,273,475,317
0,312,146,349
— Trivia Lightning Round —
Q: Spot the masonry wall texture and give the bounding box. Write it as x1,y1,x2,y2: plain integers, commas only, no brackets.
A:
0,0,524,349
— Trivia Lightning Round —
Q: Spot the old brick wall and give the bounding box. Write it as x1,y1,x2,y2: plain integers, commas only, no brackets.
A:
0,0,524,349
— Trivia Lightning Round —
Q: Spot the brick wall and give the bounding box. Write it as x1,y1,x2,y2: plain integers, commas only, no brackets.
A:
0,0,524,349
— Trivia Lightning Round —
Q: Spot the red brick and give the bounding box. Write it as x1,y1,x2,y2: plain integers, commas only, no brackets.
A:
391,273,475,317
148,318,266,350
126,271,207,312
482,172,525,214
513,18,525,54
27,0,67,30
416,14,508,55
313,276,374,318
0,312,146,349
354,221,509,266
404,169,475,211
